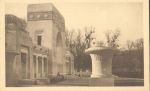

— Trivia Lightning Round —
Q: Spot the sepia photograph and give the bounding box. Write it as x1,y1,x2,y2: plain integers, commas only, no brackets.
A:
0,0,149,90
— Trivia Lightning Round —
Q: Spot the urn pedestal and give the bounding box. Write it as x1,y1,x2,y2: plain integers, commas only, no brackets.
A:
85,42,116,86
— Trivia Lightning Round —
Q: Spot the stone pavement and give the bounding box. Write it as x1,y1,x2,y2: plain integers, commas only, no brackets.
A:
19,76,144,87
54,77,144,86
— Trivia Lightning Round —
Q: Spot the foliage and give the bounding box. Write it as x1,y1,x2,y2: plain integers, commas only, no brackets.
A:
84,27,95,48
65,27,143,78
5,14,27,31
126,38,143,50
112,38,144,78
105,29,121,48
65,27,95,71
65,27,121,71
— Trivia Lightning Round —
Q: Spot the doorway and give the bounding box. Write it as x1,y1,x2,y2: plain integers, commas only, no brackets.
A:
21,52,27,79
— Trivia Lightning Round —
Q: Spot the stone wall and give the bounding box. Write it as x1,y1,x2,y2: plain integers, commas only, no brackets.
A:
6,3,72,86
27,3,66,76
5,23,33,86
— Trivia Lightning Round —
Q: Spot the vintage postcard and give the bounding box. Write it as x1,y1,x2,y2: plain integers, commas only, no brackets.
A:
0,0,149,91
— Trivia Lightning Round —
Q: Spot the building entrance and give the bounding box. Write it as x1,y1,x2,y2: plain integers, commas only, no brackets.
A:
21,52,27,79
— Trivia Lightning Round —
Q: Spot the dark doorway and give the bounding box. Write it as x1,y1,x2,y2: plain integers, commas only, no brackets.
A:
33,55,36,78
38,57,42,77
21,52,27,79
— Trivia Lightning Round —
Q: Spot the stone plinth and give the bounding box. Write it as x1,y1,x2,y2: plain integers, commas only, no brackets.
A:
85,47,114,78
89,77,115,86
85,39,116,86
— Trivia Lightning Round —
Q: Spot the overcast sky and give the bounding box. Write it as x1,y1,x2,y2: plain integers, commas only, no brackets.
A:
5,2,143,47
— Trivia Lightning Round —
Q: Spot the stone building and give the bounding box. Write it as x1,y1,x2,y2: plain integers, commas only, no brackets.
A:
5,17,33,86
27,3,66,76
5,3,74,86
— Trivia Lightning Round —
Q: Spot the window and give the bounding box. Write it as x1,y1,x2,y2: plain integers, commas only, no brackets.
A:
37,35,42,45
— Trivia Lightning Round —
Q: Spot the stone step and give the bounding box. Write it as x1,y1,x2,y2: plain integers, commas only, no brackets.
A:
18,78,50,86
115,77,144,86
56,78,89,86
54,77,144,86
36,78,50,85
18,79,37,86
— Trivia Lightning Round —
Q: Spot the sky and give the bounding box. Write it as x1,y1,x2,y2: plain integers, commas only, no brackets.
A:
5,2,143,47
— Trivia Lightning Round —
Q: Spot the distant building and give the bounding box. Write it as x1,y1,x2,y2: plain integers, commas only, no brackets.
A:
5,3,74,86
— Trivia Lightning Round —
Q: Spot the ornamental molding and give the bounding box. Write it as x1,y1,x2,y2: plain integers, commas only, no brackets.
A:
27,11,53,21
28,11,65,31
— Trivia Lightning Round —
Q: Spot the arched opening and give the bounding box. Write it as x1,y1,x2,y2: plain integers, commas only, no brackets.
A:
65,56,71,75
56,32,63,74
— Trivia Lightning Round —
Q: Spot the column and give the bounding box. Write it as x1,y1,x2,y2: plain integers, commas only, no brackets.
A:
46,58,48,76
33,55,36,79
44,58,48,77
41,57,44,78
36,56,38,78
71,61,74,74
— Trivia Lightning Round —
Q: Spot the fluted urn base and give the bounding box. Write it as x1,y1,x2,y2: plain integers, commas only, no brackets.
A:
90,54,104,78
84,39,117,86
91,74,104,78
85,47,116,86
85,47,115,78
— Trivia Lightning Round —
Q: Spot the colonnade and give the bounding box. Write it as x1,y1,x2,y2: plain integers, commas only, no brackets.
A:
33,55,48,79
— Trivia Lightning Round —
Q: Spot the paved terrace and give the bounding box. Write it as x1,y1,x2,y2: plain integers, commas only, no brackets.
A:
19,75,144,87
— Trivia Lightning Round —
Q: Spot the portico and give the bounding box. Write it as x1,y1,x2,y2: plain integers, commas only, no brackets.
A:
32,45,49,79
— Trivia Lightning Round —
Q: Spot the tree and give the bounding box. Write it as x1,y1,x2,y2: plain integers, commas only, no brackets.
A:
65,29,76,54
134,38,144,78
126,38,143,50
5,14,27,31
105,29,121,48
84,27,95,48
65,27,95,71
113,38,144,78
126,40,135,50
134,38,143,50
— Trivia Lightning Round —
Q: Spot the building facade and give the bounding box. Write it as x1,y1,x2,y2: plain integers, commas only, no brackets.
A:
5,3,74,86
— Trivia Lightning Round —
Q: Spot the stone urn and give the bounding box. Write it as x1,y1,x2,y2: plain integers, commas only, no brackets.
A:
85,39,115,78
